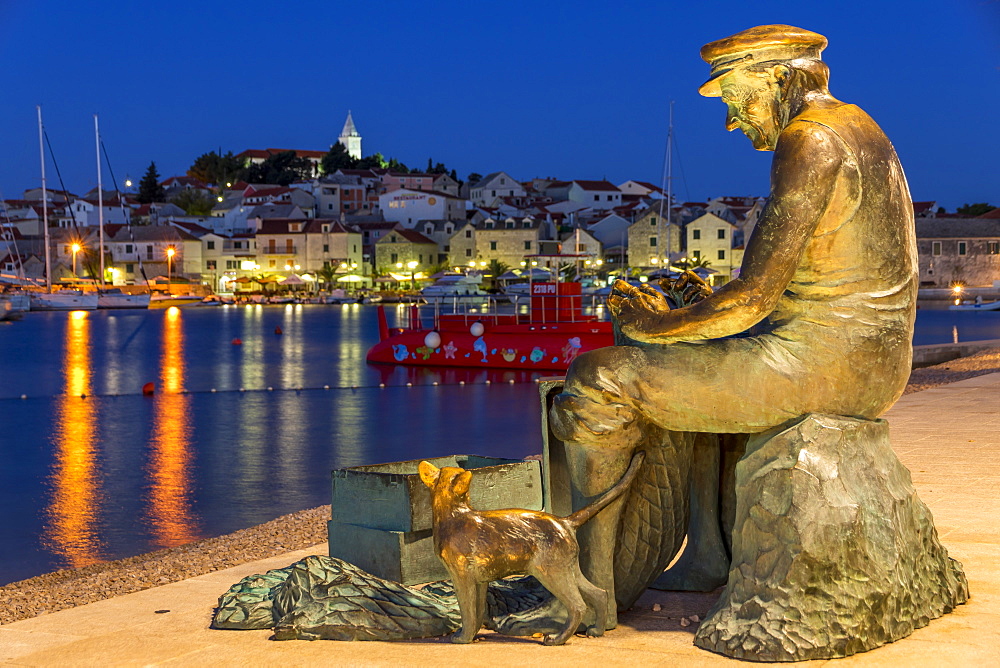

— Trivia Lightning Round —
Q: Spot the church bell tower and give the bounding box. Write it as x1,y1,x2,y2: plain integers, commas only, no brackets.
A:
338,111,362,160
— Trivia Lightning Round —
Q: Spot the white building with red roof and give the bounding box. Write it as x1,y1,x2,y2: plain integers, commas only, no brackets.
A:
379,188,465,226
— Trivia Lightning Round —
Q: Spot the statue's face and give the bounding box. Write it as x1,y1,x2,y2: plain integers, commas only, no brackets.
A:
719,68,785,151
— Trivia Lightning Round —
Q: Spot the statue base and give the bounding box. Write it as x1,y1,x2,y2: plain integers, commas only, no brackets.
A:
694,414,969,661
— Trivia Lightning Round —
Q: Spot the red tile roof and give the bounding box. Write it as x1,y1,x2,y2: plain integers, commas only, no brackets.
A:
573,180,621,192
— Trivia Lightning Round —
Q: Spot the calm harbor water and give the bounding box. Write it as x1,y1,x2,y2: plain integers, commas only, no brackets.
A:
1,305,998,585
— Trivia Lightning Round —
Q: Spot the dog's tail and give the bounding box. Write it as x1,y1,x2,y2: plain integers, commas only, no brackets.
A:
565,450,645,528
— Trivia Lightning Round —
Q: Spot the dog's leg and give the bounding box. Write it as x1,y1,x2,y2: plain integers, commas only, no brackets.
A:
535,572,587,645
576,569,608,638
451,574,481,644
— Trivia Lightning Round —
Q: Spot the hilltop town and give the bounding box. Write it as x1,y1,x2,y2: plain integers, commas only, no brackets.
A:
2,113,998,294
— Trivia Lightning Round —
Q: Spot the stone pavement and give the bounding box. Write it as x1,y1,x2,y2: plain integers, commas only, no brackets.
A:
2,373,998,667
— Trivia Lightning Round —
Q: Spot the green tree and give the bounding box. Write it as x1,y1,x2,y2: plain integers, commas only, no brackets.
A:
675,255,713,271
245,151,313,186
316,264,338,291
386,157,410,173
486,259,510,291
187,151,245,187
957,202,997,217
356,152,387,170
137,162,166,203
467,172,483,186
170,189,216,216
320,142,357,174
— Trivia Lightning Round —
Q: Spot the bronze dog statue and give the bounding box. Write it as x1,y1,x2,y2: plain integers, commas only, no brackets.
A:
418,451,645,645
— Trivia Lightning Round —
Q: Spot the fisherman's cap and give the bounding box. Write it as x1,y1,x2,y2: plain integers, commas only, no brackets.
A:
698,24,827,97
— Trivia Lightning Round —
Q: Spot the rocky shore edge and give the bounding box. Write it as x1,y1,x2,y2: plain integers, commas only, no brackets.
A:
2,348,997,626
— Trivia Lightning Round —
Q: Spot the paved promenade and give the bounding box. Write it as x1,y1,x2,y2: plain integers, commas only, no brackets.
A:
2,373,998,666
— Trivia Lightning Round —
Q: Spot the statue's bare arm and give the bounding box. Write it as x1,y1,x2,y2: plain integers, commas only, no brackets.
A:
609,120,853,344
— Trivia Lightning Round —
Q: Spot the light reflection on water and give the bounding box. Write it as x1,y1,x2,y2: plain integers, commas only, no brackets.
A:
44,311,103,567
145,307,197,547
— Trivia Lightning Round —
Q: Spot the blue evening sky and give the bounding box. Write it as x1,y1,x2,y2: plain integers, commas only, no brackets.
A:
1,1,996,210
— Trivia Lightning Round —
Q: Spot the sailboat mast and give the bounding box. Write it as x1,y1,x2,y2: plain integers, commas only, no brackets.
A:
656,101,674,268
37,105,51,292
95,114,105,286
666,101,673,234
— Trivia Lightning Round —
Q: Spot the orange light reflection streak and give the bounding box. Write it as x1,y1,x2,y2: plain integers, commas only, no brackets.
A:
146,307,198,546
45,310,103,567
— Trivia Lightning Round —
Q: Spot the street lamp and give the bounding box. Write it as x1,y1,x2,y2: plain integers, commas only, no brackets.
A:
407,260,418,290
71,242,81,277
166,246,176,284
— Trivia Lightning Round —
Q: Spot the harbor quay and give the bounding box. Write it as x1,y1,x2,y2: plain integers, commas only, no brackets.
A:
0,371,997,665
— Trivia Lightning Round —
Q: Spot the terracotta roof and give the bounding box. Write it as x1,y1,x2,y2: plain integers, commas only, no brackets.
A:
245,186,294,199
162,176,208,188
979,207,1000,219
912,201,937,214
257,219,310,235
573,180,620,192
378,228,436,245
915,219,1000,238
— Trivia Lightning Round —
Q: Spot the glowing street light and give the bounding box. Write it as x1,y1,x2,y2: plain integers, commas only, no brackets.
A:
166,246,176,283
71,242,82,276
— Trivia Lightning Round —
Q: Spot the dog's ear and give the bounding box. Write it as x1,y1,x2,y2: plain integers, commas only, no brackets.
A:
418,461,440,488
453,469,473,496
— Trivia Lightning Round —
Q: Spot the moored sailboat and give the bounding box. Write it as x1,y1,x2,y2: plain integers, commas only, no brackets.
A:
93,115,149,309
29,106,97,311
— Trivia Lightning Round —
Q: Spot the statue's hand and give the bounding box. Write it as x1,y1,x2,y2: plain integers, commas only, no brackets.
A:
607,280,671,339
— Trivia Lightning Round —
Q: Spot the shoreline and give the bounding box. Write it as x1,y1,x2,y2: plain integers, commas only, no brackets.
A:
2,347,998,626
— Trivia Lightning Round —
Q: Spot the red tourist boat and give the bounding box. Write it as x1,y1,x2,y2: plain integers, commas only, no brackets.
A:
366,281,614,370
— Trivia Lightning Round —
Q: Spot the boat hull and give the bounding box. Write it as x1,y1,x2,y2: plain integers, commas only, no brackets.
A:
97,293,151,309
367,318,614,371
949,301,1000,311
149,295,204,309
29,292,98,311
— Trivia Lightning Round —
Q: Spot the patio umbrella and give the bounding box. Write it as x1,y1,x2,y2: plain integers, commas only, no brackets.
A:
232,276,254,284
337,274,366,283
279,274,306,285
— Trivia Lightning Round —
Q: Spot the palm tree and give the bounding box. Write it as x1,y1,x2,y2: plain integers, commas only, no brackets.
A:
675,256,713,271
316,265,337,292
487,259,509,291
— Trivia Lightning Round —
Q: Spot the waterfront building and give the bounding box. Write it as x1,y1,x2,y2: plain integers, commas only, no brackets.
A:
685,212,743,284
105,224,201,284
916,216,1000,288
453,216,549,269
373,226,438,273
627,206,684,270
